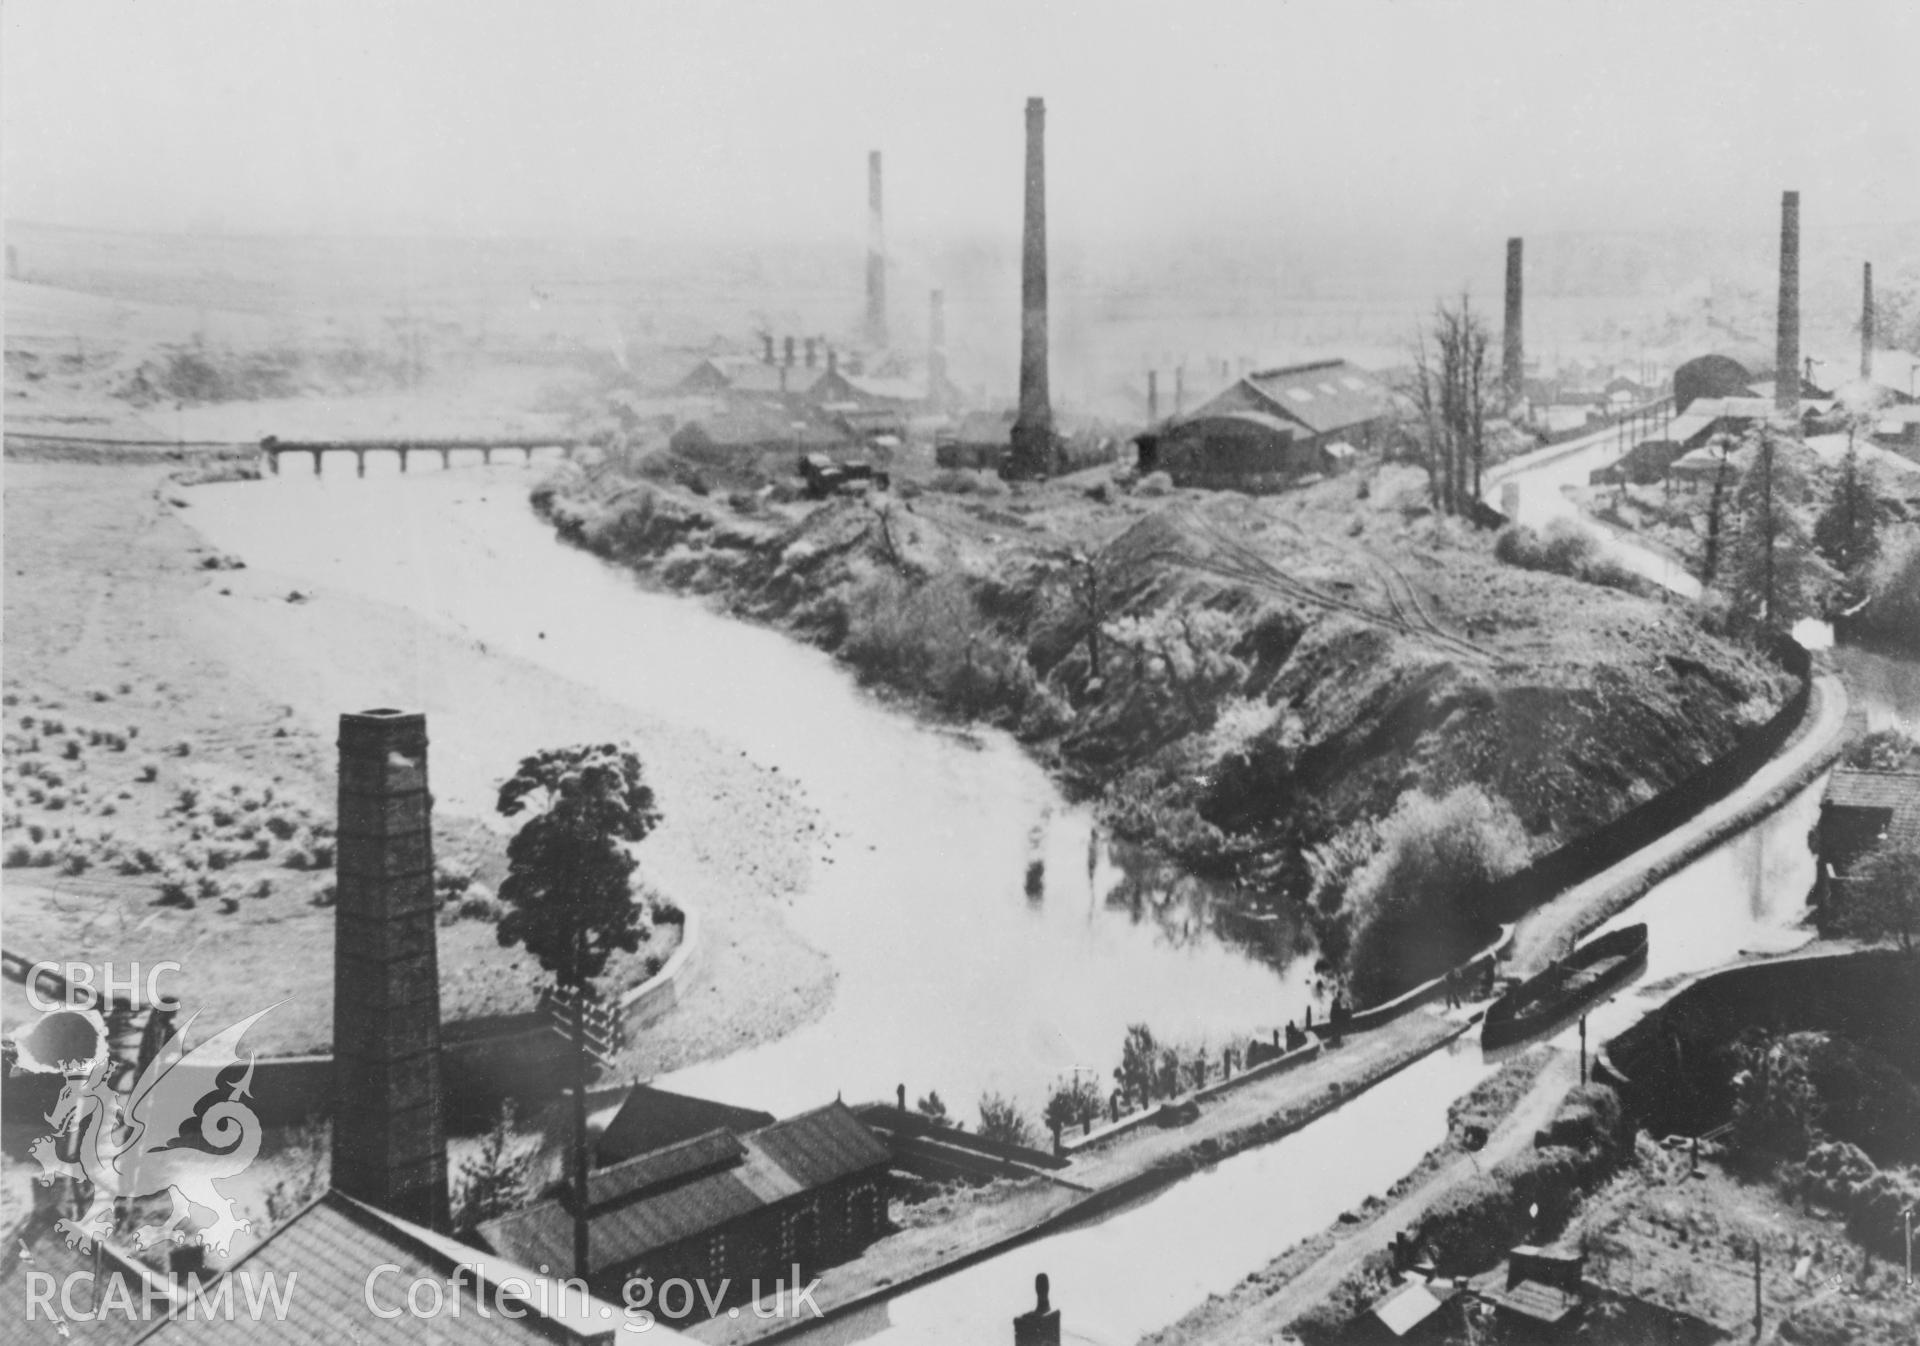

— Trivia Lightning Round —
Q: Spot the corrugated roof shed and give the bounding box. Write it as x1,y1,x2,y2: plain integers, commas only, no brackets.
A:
1196,360,1392,438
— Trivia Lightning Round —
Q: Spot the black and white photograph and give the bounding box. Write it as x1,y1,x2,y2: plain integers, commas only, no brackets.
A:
3,3,1918,1342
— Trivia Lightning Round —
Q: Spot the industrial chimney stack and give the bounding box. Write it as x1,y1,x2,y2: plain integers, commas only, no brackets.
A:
331,709,448,1232
1008,97,1057,478
1503,238,1524,403
1862,262,1875,381
1776,191,1800,413
866,151,888,351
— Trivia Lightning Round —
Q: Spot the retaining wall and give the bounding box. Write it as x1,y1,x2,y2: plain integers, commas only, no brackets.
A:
1596,947,1919,1136
1480,634,1810,925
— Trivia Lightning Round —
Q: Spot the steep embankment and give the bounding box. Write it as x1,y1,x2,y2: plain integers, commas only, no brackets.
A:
535,460,1793,986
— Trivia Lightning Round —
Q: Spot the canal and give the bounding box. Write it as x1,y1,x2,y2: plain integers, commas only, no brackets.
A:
187,454,1841,1343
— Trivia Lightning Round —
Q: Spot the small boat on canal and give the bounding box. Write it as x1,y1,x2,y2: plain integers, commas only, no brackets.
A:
1482,923,1649,1048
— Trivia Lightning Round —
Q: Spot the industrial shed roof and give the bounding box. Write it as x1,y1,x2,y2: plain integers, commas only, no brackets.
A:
1826,769,1920,850
140,1191,653,1346
596,1085,775,1166
481,1104,888,1277
1198,360,1392,438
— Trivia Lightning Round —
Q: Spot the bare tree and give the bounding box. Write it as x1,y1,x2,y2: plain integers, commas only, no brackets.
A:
1405,295,1495,515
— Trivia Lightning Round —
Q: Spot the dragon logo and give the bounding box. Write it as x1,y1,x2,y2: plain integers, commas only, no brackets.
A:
23,1002,279,1259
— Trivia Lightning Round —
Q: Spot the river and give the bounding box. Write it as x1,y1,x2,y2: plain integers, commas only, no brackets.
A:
188,458,1320,1121
188,452,1837,1344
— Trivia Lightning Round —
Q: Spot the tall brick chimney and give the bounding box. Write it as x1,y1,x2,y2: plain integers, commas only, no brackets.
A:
1776,191,1800,413
866,151,888,350
331,709,447,1231
1503,238,1524,403
1147,370,1159,423
928,289,948,409
1008,97,1057,479
1862,261,1875,381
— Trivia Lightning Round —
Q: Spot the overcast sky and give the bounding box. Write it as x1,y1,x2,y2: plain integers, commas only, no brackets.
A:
4,0,1917,246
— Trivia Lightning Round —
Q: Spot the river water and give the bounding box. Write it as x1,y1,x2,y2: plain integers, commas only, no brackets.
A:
187,453,1841,1344
188,459,1320,1120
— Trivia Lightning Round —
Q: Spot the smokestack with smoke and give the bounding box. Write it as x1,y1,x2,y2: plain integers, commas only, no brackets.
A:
1776,191,1800,413
1862,261,1875,381
1008,97,1057,478
1503,238,1524,403
866,151,887,350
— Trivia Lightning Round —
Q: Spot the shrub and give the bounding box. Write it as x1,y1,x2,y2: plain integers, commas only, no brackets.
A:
4,843,31,867
1801,1139,1875,1210
136,760,160,783
977,1092,1035,1148
652,900,685,925
456,891,502,922
1845,728,1919,772
282,846,313,871
249,878,274,900
156,870,196,908
311,881,337,908
1343,785,1531,1004
62,739,82,761
1135,471,1174,497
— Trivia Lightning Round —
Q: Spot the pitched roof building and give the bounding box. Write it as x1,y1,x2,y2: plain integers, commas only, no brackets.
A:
136,1191,674,1346
595,1085,775,1167
479,1104,889,1320
1191,360,1395,447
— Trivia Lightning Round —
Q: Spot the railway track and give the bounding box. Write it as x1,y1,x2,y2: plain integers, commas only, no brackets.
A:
1177,514,1491,662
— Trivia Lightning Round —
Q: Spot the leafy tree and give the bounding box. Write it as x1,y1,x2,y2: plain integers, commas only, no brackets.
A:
976,1092,1034,1147
914,1090,952,1129
1701,438,1735,583
496,744,661,1280
1813,429,1881,601
1042,1075,1103,1140
1844,728,1919,772
1839,837,1920,953
1722,425,1833,633
1341,785,1531,1005
1114,1023,1159,1105
451,1101,537,1238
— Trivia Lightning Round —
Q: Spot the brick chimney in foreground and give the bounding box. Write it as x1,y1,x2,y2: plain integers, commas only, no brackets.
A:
331,709,447,1231
1776,190,1800,413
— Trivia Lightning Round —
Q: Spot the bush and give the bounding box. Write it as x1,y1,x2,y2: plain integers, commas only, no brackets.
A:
5,843,32,867
977,1093,1035,1148
1342,785,1531,1004
1845,728,1919,771
1493,519,1646,594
